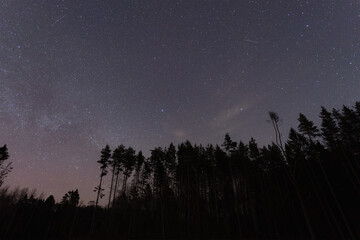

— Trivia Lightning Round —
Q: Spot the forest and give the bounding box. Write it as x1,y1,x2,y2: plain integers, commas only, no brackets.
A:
0,102,360,239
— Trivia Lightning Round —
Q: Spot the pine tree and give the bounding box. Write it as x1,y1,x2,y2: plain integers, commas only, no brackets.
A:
112,145,125,203
150,147,167,196
237,141,249,159
165,143,177,189
130,151,145,199
61,189,80,206
94,145,111,208
248,138,260,162
285,128,307,167
222,133,237,153
339,106,359,147
319,107,340,149
268,112,286,158
355,101,360,116
69,189,80,206
122,147,136,195
44,195,56,207
354,102,360,146
140,158,152,196
135,151,145,182
298,113,319,141
108,145,125,208
0,145,12,187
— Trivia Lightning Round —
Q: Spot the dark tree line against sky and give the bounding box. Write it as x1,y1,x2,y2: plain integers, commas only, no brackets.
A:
2,1,359,202
0,102,360,239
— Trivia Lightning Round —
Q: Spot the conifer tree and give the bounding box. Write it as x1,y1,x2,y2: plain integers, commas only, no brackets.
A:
298,113,319,141
0,145,12,187
285,128,307,167
339,106,359,147
108,145,125,207
355,101,360,116
61,189,80,206
165,143,177,189
112,145,125,203
222,133,237,153
268,112,286,158
237,141,249,158
319,107,340,149
248,138,260,162
94,145,111,208
44,195,55,207
122,147,136,195
135,151,145,188
140,158,152,196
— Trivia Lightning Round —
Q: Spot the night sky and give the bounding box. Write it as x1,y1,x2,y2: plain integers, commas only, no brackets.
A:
1,0,359,204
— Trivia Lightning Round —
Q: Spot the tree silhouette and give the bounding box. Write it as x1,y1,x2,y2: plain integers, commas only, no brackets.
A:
61,189,80,206
140,157,152,196
111,145,125,204
298,113,319,141
131,151,145,199
268,112,286,158
44,195,55,207
319,107,340,149
121,147,136,195
222,133,237,153
94,145,111,208
0,145,12,187
108,145,123,208
1,102,360,239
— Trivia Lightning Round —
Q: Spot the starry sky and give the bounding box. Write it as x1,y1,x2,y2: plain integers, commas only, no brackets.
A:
1,0,359,204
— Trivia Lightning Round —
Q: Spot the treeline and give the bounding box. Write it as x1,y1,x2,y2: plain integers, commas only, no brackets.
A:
1,102,360,239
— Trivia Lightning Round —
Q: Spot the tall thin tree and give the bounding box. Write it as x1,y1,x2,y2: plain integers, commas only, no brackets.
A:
0,145,12,187
95,145,111,208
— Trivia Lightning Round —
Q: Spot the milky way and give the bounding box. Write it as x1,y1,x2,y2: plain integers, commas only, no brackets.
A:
1,0,359,204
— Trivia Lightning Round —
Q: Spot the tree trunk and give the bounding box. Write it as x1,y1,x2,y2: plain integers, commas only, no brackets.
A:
108,167,115,208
